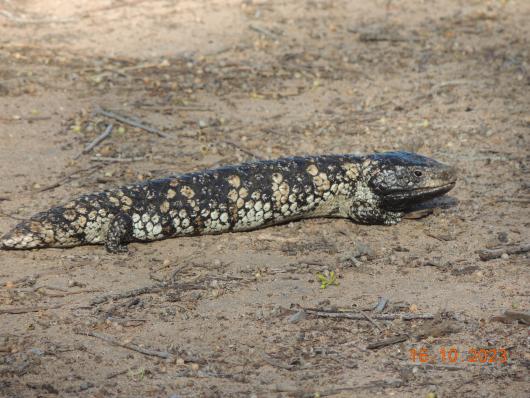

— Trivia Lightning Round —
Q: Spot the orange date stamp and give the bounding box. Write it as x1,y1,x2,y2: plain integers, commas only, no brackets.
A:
409,347,509,364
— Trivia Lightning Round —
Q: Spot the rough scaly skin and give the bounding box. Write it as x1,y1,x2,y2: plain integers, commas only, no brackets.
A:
0,151,457,253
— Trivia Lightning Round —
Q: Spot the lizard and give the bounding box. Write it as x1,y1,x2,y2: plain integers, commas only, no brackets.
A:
0,151,456,253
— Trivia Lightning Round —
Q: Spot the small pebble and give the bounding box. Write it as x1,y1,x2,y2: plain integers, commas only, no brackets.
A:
29,348,44,356
501,253,509,259
79,382,93,391
497,231,509,243
288,310,306,324
270,305,282,317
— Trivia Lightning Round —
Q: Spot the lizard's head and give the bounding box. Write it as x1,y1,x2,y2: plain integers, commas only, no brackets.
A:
366,151,457,210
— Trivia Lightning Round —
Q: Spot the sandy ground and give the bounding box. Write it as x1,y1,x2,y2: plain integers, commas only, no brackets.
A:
0,0,529,397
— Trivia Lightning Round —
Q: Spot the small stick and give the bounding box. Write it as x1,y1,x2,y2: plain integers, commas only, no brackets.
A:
36,289,101,298
273,380,403,397
0,116,51,122
249,24,278,39
491,310,530,325
260,353,295,370
401,362,497,370
358,32,416,42
304,308,435,321
106,369,129,379
374,297,389,313
106,317,148,327
76,330,171,359
175,369,246,382
477,243,530,261
221,140,264,160
80,123,114,156
90,156,145,163
90,284,164,305
0,210,25,221
502,311,530,324
91,275,243,306
367,334,408,350
172,106,211,112
0,305,61,315
361,312,383,331
401,363,464,371
495,198,530,204
0,10,76,24
36,164,104,193
96,107,168,138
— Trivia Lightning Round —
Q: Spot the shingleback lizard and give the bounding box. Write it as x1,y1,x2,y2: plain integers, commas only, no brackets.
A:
0,151,456,253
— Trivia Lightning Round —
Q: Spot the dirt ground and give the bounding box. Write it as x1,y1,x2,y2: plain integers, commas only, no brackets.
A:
0,0,528,397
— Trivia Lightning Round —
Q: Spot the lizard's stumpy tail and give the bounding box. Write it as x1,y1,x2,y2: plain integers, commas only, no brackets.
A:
1,219,52,249
1,205,103,250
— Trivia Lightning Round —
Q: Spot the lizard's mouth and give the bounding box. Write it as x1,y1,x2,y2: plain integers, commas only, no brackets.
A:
382,182,456,208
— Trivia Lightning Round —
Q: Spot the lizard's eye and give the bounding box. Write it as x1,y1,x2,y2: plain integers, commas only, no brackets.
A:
414,170,423,177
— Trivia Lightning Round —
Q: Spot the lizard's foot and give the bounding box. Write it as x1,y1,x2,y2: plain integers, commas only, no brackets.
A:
349,205,404,225
382,211,403,225
105,241,129,253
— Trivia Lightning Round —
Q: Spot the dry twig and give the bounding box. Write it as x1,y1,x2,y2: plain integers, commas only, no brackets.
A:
478,243,530,261
90,274,244,306
90,285,164,305
366,334,408,350
261,353,295,370
77,123,114,157
304,308,435,321
361,312,383,331
76,330,171,359
221,140,264,160
0,305,61,315
96,107,168,138
491,310,530,325
90,156,146,163
249,24,278,39
0,10,76,24
36,164,104,192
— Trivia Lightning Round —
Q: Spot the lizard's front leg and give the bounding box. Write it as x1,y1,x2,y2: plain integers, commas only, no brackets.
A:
349,203,403,225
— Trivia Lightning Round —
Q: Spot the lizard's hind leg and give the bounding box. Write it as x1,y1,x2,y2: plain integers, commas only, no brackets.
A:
105,213,133,253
